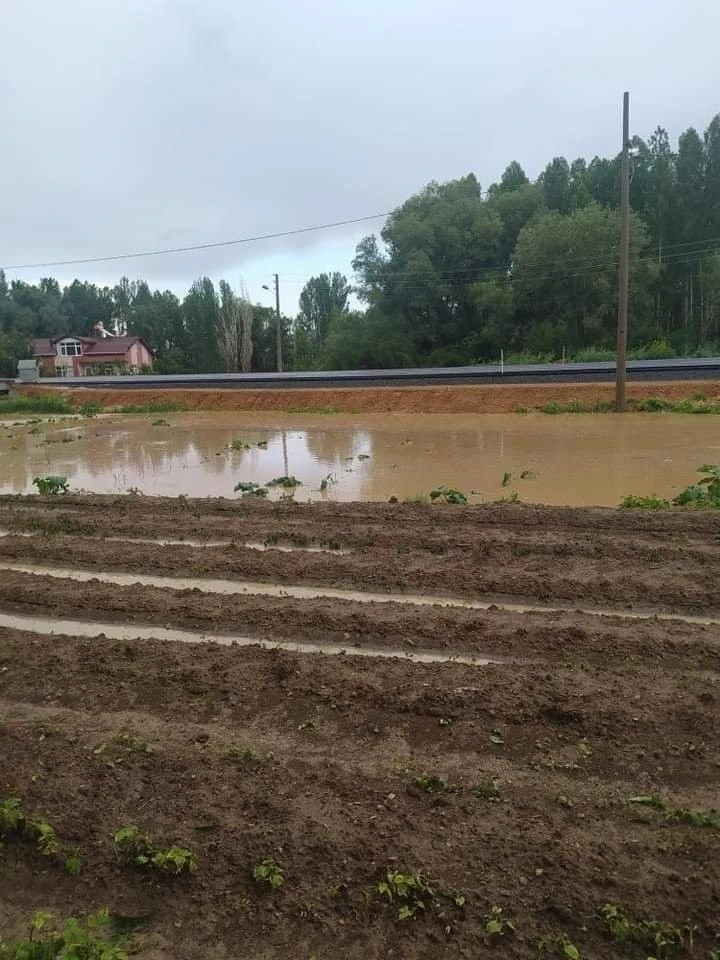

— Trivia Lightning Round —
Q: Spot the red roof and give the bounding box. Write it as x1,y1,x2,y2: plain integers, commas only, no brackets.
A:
79,336,147,358
32,335,153,360
33,338,54,357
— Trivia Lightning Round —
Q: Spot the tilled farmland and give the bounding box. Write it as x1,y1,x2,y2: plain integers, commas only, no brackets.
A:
0,495,718,959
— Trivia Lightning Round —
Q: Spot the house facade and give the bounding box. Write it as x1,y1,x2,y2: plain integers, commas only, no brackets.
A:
33,335,154,377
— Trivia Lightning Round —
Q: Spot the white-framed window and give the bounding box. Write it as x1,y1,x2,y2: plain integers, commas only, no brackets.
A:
58,339,82,357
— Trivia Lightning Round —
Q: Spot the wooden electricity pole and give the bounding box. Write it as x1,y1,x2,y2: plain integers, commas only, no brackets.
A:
616,91,631,412
273,273,283,373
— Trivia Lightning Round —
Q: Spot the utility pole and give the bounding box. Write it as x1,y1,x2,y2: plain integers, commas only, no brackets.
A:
273,273,283,373
616,91,630,412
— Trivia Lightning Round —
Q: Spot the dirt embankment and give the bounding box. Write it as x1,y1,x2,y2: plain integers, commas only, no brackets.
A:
17,378,720,413
0,497,718,959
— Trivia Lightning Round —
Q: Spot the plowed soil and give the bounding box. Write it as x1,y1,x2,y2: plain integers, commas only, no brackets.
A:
0,496,718,960
19,378,720,413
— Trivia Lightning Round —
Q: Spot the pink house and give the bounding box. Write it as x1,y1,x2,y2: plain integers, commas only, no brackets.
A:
33,335,154,377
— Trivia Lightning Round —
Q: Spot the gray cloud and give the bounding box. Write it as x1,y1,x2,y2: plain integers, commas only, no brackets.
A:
2,0,718,294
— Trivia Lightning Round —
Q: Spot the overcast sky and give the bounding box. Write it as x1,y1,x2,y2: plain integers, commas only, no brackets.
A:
2,0,718,314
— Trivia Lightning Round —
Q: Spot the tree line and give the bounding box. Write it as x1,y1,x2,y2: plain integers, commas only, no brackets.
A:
2,110,719,375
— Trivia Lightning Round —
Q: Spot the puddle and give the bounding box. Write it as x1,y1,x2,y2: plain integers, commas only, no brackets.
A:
2,411,719,506
0,530,349,554
0,611,499,666
1,562,718,627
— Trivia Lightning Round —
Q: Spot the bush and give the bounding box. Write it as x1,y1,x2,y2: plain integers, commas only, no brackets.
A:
32,476,69,495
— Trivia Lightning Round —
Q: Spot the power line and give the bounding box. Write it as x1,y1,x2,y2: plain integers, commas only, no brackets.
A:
1,213,391,272
0,180,540,273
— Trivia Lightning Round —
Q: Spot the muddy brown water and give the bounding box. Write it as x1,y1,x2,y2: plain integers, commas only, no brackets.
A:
1,410,718,506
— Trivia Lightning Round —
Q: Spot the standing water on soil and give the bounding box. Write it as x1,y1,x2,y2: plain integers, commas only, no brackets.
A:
0,411,718,506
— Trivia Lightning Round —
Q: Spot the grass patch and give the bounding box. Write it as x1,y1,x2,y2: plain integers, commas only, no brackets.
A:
540,400,588,414
114,400,187,414
635,396,720,414
619,494,670,510
0,395,73,415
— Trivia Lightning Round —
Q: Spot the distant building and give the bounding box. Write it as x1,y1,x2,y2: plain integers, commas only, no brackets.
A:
32,333,154,377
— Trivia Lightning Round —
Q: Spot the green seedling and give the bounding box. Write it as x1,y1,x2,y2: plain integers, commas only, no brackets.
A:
224,744,265,762
320,538,341,551
413,772,450,794
319,473,337,492
0,796,58,856
65,848,83,876
114,826,196,874
32,475,69,495
577,737,592,760
629,794,666,809
666,806,720,829
0,909,127,960
472,780,500,801
253,858,284,890
376,871,433,920
502,471,512,487
537,934,582,958
429,485,467,504
228,439,251,451
601,903,694,959
485,905,515,936
115,732,153,754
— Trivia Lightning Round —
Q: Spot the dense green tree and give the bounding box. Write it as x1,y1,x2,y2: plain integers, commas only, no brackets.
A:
183,278,222,373
512,203,656,351
296,272,351,366
498,161,529,192
353,174,502,361
541,157,572,214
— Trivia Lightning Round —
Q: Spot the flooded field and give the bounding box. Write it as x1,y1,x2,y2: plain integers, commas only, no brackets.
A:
1,410,718,505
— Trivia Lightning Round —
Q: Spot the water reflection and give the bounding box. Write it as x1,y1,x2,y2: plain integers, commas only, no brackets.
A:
1,411,718,506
